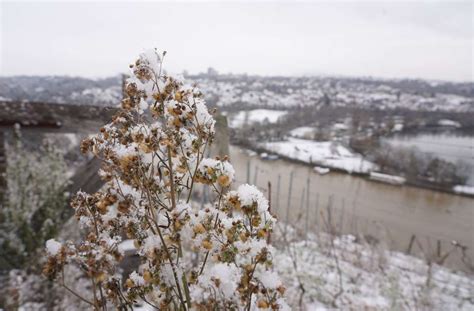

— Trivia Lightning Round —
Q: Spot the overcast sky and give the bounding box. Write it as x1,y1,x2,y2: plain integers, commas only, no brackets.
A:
1,1,472,81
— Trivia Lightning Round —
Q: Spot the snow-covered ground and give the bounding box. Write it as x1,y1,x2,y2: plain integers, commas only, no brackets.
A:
273,227,474,310
132,226,474,310
263,138,376,174
228,109,287,128
5,220,473,310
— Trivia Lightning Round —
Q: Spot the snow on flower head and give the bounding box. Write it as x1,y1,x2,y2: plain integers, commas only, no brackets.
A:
45,239,62,256
141,49,162,71
190,263,240,302
129,271,145,287
124,49,166,101
113,143,139,159
236,183,269,212
224,184,275,235
195,98,215,133
196,158,235,187
236,238,268,258
258,270,283,289
139,234,162,258
135,49,162,81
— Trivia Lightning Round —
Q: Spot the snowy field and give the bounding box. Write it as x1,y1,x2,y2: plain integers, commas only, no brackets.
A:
228,109,287,128
263,138,376,174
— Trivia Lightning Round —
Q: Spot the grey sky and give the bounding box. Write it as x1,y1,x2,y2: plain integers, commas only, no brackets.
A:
1,1,472,81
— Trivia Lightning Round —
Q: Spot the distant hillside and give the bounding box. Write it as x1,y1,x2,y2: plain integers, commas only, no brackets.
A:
0,74,473,112
0,75,122,106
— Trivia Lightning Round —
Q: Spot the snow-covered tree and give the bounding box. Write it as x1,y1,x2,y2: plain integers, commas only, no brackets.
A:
44,50,288,310
0,126,69,270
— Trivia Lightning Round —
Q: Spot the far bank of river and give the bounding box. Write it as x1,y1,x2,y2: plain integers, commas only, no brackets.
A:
229,145,474,273
250,132,474,197
385,133,474,186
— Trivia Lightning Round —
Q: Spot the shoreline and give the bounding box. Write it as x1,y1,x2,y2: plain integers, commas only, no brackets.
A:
235,143,474,199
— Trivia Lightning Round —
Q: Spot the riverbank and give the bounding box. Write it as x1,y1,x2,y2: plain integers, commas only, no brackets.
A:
385,132,474,187
242,140,474,198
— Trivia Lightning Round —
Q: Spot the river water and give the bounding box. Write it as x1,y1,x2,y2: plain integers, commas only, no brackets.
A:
229,145,474,272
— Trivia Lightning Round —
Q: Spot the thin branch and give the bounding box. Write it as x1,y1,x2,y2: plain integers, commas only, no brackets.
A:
61,269,95,308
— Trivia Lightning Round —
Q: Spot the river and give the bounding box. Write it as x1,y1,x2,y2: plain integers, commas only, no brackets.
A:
229,145,474,272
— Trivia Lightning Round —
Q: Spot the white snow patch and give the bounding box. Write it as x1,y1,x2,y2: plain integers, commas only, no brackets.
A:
258,270,282,289
393,123,404,132
129,271,145,286
236,184,269,212
370,172,406,185
45,239,62,256
314,166,330,175
264,138,376,174
438,119,461,128
118,239,136,254
453,185,474,195
289,126,316,139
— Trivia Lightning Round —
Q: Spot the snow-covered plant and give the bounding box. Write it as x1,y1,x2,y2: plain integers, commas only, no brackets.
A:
0,127,69,270
43,50,287,310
